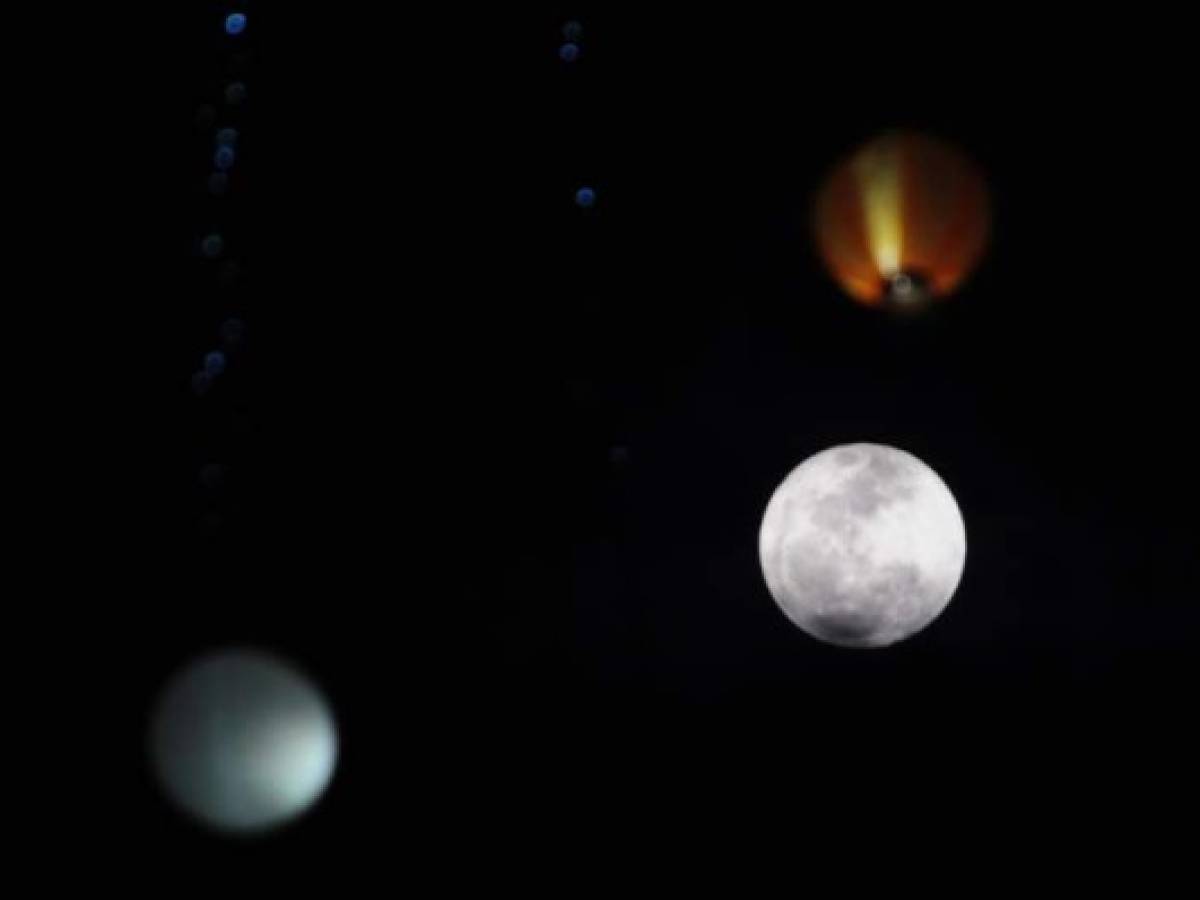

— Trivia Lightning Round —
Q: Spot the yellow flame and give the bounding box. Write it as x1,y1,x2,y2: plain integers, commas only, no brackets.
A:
853,139,903,278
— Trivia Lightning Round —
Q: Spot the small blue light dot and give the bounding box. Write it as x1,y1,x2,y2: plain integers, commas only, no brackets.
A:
575,186,596,208
201,233,225,258
559,42,580,63
204,351,227,376
207,172,229,196
214,145,236,171
215,127,239,147
225,81,248,105
225,13,247,36
563,20,584,42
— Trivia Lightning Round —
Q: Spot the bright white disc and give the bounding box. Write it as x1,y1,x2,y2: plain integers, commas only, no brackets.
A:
149,648,338,834
759,443,966,648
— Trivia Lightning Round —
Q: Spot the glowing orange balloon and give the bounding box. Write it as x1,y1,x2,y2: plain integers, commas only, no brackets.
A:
812,131,990,308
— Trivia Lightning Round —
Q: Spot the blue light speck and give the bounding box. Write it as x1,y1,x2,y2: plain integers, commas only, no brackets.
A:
201,233,225,258
204,351,227,376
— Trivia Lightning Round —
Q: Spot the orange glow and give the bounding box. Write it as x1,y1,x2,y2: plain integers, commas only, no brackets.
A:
812,132,991,308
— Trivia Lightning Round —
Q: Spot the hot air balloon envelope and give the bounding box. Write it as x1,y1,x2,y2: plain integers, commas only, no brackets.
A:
813,131,990,308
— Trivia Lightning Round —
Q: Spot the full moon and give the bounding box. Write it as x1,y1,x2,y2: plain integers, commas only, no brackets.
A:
149,648,339,834
759,443,966,648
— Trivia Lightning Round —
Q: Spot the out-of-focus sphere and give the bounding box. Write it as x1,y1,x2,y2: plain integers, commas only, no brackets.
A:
225,81,248,105
214,145,237,171
225,13,247,36
220,317,246,349
198,462,225,490
204,350,227,376
149,648,338,834
207,172,230,196
191,370,213,396
575,186,596,208
195,104,217,130
200,233,224,259
759,443,966,648
217,259,242,288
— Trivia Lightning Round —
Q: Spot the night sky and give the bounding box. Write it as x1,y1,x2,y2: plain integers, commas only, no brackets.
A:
118,5,1198,882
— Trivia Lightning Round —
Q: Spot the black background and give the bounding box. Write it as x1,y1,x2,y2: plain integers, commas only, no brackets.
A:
114,4,1197,882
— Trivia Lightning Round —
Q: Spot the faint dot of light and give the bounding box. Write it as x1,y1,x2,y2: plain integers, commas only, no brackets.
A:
214,145,237,171
609,445,631,466
201,233,225,259
562,20,583,42
220,317,246,349
204,351,227,376
225,81,248,105
229,49,254,75
207,172,230,196
225,13,247,36
575,186,596,208
198,511,223,535
199,463,226,490
559,42,580,62
216,127,239,147
195,105,217,130
191,371,213,396
217,260,242,287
